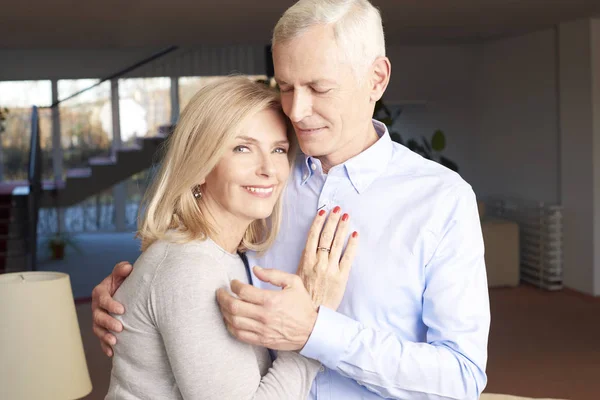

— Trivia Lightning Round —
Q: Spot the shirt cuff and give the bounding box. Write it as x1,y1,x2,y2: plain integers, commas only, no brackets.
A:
299,306,362,370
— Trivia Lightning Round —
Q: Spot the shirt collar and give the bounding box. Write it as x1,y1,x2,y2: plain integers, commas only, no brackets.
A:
301,119,394,193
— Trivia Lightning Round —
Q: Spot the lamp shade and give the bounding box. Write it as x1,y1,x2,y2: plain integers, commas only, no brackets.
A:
0,272,92,400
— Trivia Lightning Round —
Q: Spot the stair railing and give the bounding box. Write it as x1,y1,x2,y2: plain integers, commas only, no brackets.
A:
24,46,178,271
27,106,42,270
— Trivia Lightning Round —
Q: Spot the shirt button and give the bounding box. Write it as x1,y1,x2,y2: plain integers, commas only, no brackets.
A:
311,163,317,171
303,173,308,180
319,366,325,373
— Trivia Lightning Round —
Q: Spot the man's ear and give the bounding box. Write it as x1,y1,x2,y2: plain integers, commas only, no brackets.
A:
369,57,391,103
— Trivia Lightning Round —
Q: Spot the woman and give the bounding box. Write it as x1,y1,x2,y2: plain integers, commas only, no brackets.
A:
105,77,358,399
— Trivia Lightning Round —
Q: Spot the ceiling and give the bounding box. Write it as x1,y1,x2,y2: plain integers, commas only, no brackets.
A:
1,0,599,48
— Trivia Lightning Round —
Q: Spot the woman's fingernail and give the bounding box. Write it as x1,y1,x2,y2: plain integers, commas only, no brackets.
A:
333,206,341,214
318,209,326,216
352,231,358,238
342,213,349,221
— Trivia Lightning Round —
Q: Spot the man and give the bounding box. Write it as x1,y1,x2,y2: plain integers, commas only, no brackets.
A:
92,0,490,398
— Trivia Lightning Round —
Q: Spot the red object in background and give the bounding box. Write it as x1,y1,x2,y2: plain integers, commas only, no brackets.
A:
0,194,11,274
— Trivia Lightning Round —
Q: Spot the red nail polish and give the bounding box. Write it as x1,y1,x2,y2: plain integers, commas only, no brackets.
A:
333,206,341,214
352,231,358,238
318,209,326,216
342,213,349,221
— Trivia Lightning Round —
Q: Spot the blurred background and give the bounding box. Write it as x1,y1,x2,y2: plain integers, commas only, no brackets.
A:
0,1,599,399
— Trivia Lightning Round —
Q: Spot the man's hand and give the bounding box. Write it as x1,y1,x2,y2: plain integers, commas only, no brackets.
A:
91,261,133,357
216,267,318,351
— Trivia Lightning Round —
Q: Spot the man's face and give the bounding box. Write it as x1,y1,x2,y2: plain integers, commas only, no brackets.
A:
273,24,374,167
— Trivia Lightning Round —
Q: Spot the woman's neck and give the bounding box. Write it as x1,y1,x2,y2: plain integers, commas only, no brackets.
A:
209,226,247,254
202,208,249,254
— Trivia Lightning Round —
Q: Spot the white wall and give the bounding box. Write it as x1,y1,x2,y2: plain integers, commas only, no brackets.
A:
386,30,600,296
592,19,600,296
0,46,266,81
559,19,596,296
471,29,559,204
385,45,479,184
0,49,163,80
385,32,561,204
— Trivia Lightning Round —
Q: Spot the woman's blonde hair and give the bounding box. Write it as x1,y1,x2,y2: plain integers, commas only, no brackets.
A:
272,0,385,79
137,76,295,253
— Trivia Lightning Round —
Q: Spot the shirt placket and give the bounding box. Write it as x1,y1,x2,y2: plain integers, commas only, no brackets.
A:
311,364,330,400
313,171,343,400
317,174,342,213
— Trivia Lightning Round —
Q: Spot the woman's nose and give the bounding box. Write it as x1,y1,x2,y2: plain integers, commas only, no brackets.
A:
257,153,276,177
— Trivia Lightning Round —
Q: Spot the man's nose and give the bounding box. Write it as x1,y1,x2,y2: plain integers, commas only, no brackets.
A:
288,89,312,122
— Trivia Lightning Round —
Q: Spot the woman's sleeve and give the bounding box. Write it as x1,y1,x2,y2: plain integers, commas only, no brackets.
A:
150,253,320,400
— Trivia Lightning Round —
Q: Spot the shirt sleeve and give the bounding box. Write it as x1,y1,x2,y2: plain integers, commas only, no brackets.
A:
151,252,320,400
300,185,490,400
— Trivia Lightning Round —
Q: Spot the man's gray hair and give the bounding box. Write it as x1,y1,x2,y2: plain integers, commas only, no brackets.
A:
272,0,386,77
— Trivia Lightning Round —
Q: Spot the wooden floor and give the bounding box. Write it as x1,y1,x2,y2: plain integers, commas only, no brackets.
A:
77,284,600,400
485,285,600,400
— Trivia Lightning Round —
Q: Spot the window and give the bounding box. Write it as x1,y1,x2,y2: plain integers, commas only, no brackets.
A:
58,79,112,173
0,80,52,181
118,78,171,144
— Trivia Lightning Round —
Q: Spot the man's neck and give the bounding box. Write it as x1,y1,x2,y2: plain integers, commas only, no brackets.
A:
318,122,380,174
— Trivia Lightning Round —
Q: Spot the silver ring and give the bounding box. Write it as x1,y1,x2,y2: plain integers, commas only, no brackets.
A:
317,247,331,253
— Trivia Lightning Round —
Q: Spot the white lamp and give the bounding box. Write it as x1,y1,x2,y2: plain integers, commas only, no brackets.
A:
0,272,92,400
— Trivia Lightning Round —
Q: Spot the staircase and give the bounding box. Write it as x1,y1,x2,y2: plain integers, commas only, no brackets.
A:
0,133,168,274
0,47,178,275
39,134,167,208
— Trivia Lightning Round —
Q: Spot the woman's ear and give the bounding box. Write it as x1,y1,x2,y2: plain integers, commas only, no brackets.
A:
192,184,204,199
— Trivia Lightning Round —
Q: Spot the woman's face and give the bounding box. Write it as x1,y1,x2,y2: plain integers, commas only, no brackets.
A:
202,108,291,227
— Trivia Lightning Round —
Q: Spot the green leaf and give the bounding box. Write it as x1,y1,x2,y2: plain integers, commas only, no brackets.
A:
431,129,446,152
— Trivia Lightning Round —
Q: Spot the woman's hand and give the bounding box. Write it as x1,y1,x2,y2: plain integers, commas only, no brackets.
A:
216,206,359,351
296,206,359,311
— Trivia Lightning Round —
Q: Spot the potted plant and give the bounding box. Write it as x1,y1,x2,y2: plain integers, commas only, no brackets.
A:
46,232,79,260
0,107,8,134
373,100,459,173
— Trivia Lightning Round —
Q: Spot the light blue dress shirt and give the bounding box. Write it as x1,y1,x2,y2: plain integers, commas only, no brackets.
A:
247,120,490,400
